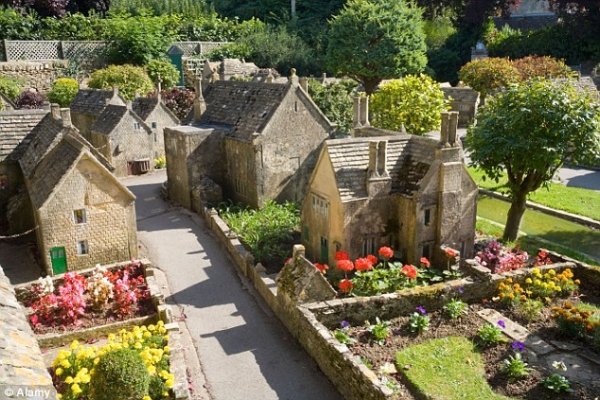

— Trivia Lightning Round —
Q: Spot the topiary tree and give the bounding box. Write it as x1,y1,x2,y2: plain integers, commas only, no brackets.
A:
89,348,150,400
15,90,45,109
88,65,154,100
47,77,79,107
308,79,356,134
370,74,449,135
466,79,600,241
511,55,575,81
459,57,520,100
326,0,427,95
145,59,180,89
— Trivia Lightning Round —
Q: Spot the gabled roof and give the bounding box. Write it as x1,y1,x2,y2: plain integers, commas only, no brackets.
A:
199,80,290,140
91,104,128,134
70,88,123,115
325,135,437,202
132,96,180,124
0,109,49,162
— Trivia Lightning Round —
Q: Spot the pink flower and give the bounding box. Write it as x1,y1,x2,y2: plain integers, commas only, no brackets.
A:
338,279,353,293
378,246,394,260
335,251,350,261
444,247,459,258
366,254,378,266
336,259,354,272
401,264,418,279
419,257,431,268
354,257,373,272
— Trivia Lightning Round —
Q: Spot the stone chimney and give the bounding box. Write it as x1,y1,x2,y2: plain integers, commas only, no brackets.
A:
440,112,450,146
366,140,391,197
360,96,370,126
193,78,206,123
50,103,61,120
289,68,299,86
110,86,119,103
439,111,459,147
353,96,362,128
266,69,274,83
299,77,309,93
59,108,72,128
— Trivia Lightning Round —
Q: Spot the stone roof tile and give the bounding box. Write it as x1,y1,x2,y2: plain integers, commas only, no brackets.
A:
132,97,159,121
90,104,128,135
0,110,49,162
70,88,114,115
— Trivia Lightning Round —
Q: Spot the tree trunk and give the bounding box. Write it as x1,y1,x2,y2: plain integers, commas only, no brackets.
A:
362,78,381,96
503,190,528,242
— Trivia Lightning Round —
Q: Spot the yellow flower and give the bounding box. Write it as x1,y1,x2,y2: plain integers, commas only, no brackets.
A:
148,365,157,375
55,368,64,376
134,342,143,349
163,346,170,353
143,396,152,400
71,383,82,395
65,376,74,384
61,359,71,369
70,340,80,350
57,395,62,400
525,278,532,284
165,379,174,389
93,357,100,365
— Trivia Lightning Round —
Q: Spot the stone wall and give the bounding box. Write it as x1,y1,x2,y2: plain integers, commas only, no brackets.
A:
441,87,480,127
145,106,179,158
0,264,57,399
0,61,68,94
37,157,137,274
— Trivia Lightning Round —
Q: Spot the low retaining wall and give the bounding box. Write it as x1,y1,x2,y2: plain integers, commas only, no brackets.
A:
0,60,68,94
479,189,600,230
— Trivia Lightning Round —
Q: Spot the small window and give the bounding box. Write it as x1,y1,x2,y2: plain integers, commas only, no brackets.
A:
73,209,86,224
134,122,140,130
77,240,89,255
424,209,431,226
151,122,157,129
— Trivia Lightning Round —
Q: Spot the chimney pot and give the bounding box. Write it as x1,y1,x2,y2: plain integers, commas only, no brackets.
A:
448,111,459,146
360,96,370,126
353,96,362,129
289,68,299,86
440,112,450,146
59,108,72,127
51,103,61,120
299,77,309,93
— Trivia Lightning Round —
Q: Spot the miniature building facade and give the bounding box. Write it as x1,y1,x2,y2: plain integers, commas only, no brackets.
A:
301,111,477,266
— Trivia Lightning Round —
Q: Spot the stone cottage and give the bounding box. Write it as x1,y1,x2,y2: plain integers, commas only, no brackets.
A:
301,111,477,266
70,88,125,141
165,73,334,210
90,104,154,177
132,94,180,158
201,58,260,87
19,106,137,275
441,86,480,127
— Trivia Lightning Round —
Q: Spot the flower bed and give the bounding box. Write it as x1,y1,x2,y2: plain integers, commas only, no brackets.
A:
473,239,555,274
17,261,154,334
51,322,175,400
295,261,600,400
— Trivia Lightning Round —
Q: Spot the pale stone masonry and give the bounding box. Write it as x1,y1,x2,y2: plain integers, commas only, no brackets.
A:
301,110,477,266
165,73,334,210
69,88,125,141
0,264,57,399
132,94,180,158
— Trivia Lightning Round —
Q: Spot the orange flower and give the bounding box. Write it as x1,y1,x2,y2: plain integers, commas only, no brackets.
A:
354,257,373,272
336,259,354,272
338,279,353,293
378,246,394,260
366,254,378,266
444,247,459,258
401,264,418,279
335,251,350,261
419,257,431,268
314,263,329,274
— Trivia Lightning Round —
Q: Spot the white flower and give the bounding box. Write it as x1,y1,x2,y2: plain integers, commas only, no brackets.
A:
552,360,567,371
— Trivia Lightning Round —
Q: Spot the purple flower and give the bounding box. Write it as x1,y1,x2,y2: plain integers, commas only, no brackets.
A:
416,306,427,315
511,341,525,352
497,320,506,329
340,320,350,329
456,286,465,295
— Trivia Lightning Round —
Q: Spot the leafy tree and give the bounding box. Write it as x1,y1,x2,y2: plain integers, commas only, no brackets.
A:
459,57,520,99
145,59,180,89
466,79,600,241
88,65,153,100
370,74,449,135
205,42,251,61
308,79,356,134
326,0,427,95
47,77,79,106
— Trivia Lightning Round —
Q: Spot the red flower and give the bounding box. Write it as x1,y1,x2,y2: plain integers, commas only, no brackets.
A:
366,254,378,266
419,257,431,268
444,247,459,258
336,259,354,272
314,263,329,274
355,257,373,272
401,264,418,279
338,279,353,293
335,251,350,261
378,246,394,260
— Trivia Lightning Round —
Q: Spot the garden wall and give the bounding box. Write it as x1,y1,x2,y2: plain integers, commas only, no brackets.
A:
0,60,68,93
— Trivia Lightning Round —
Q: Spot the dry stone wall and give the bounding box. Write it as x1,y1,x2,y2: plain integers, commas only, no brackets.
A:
0,61,68,94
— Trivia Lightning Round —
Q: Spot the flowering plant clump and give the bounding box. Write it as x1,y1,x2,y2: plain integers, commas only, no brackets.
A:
333,320,356,345
51,322,173,400
475,240,529,273
477,322,505,346
56,272,88,325
366,317,391,345
543,361,571,393
497,268,579,305
551,301,600,338
87,266,113,310
409,306,430,334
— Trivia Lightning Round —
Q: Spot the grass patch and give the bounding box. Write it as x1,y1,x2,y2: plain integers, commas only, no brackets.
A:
395,336,512,400
469,167,600,221
577,302,600,323
218,200,299,271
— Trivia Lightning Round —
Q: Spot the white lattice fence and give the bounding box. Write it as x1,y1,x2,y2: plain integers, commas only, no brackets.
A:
4,40,61,61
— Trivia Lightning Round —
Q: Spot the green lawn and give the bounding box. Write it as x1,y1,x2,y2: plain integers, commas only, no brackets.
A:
469,167,600,221
477,196,600,263
395,336,513,400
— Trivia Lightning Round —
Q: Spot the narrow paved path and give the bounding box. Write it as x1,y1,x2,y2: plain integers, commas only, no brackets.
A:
123,171,341,400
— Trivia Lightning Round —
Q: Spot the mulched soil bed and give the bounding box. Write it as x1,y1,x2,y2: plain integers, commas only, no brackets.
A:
345,298,598,400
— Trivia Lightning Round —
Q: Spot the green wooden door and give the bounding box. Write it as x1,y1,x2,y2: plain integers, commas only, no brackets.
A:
320,237,328,264
50,247,67,275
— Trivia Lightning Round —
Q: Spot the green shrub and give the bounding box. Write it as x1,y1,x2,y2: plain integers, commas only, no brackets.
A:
0,76,23,101
308,79,355,135
512,56,574,81
423,15,456,50
205,42,251,62
502,353,530,380
443,299,468,320
477,323,505,346
514,298,544,321
0,8,41,39
458,57,520,99
145,59,180,89
88,65,154,100
89,348,150,400
370,74,449,135
47,78,79,107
